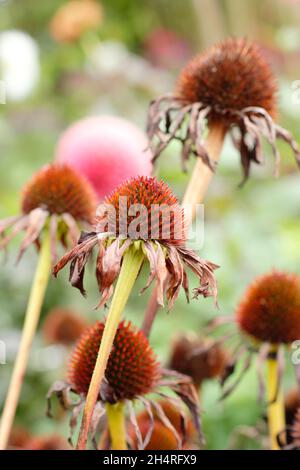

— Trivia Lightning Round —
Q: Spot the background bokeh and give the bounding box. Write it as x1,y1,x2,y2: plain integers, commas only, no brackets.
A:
1,0,300,450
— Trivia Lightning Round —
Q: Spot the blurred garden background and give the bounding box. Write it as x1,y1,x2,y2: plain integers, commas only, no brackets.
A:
1,0,300,450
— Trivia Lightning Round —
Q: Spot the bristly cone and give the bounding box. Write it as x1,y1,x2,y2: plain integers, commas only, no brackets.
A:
22,164,96,223
99,175,186,244
68,320,161,403
169,333,228,388
147,37,300,182
42,308,87,346
0,164,97,262
54,175,218,309
177,38,277,125
237,271,300,344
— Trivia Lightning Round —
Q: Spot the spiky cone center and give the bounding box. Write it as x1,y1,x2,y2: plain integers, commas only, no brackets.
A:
176,37,277,125
97,176,186,246
42,308,87,346
68,320,161,403
237,271,300,344
169,334,228,387
22,164,96,223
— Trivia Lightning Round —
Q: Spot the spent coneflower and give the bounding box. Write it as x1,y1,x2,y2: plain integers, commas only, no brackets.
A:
42,308,88,346
55,116,153,200
0,164,97,450
49,0,103,44
129,400,196,450
47,320,202,450
169,333,229,389
53,175,217,449
210,271,300,450
148,37,300,187
143,37,300,339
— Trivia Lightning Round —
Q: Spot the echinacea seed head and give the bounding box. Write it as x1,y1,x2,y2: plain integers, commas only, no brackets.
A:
99,176,186,245
42,308,87,346
237,271,300,344
21,164,96,223
177,38,277,125
68,320,161,403
169,334,228,387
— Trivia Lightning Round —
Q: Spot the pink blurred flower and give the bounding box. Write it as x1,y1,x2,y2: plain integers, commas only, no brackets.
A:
55,115,153,200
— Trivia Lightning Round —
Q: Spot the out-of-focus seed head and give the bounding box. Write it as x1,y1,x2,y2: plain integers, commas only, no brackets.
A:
169,334,228,387
237,271,300,344
42,308,87,346
177,38,277,125
22,164,96,223
68,320,161,403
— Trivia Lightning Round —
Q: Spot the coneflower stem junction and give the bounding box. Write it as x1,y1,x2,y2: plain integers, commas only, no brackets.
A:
0,229,51,449
76,243,144,450
106,402,127,450
266,350,286,450
142,123,225,337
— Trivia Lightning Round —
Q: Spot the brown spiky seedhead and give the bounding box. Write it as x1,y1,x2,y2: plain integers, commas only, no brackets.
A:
147,37,300,183
169,334,228,388
129,400,196,450
54,175,218,309
102,176,186,245
0,164,97,262
177,38,277,123
22,164,95,222
68,320,161,403
237,271,300,344
48,323,202,449
42,308,87,346
212,272,300,401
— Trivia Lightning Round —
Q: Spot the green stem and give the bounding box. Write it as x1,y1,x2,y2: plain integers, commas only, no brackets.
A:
266,352,286,450
76,243,144,450
0,229,51,449
106,402,127,450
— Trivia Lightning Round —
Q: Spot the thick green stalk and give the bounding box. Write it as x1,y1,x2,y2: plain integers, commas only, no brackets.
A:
106,402,127,450
76,243,144,450
0,230,51,449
